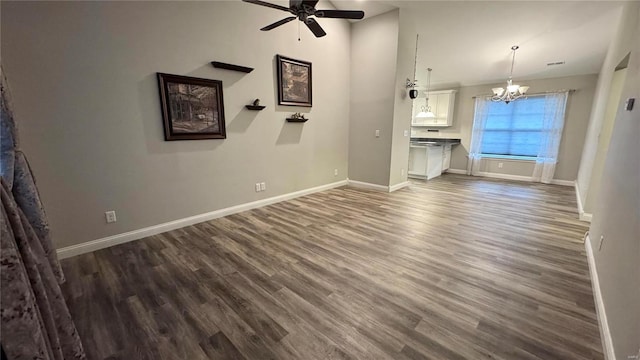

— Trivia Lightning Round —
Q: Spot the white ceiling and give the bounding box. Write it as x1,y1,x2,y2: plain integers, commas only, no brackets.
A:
330,0,624,87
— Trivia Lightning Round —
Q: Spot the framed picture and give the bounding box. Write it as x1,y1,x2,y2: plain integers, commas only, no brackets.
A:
157,73,226,140
277,55,312,107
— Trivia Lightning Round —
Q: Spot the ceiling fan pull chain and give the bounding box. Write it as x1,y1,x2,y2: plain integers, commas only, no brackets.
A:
298,20,301,41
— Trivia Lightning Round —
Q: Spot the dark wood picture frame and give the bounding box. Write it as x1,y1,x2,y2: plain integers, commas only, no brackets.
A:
157,73,226,140
277,55,312,107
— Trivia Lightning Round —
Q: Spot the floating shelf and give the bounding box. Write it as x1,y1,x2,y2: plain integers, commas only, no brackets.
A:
245,105,266,111
286,118,308,123
211,61,254,73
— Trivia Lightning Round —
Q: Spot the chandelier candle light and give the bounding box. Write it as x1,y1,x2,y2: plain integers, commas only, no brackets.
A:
491,45,529,104
416,68,435,118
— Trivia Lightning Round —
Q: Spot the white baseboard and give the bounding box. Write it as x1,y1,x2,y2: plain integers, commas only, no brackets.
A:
57,179,349,259
388,181,411,192
347,180,389,192
475,171,534,182
549,179,574,187
346,179,411,193
575,180,593,222
444,168,467,175
462,171,574,187
585,236,616,360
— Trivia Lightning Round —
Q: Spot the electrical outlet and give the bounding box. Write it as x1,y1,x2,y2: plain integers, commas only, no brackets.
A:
401,168,405,176
598,235,605,251
334,169,338,176
375,129,380,137
498,162,504,169
403,130,409,137
255,183,261,192
105,210,117,223
260,182,266,191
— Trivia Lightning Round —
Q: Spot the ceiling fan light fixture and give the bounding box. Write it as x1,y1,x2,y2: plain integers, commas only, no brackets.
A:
491,45,529,103
242,0,364,38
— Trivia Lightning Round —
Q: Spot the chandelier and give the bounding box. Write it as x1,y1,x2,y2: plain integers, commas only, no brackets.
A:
416,68,435,118
492,45,529,104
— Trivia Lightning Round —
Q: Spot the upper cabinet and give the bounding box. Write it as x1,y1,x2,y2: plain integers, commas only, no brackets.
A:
411,90,457,127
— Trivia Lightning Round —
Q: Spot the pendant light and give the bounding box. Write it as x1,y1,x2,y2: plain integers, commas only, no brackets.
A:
416,68,435,118
491,45,529,104
407,34,419,99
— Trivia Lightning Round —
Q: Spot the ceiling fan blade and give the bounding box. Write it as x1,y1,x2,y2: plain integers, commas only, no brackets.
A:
314,9,365,19
260,16,296,31
242,0,290,12
305,18,326,37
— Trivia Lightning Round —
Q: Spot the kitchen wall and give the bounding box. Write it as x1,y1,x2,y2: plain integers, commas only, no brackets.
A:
412,73,598,182
348,10,399,186
586,1,640,358
1,1,351,248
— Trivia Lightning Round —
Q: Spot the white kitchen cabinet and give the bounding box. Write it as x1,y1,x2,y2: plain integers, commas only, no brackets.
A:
411,90,456,127
442,144,452,171
408,144,443,180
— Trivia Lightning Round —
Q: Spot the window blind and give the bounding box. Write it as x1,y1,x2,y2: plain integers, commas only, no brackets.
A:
480,95,546,157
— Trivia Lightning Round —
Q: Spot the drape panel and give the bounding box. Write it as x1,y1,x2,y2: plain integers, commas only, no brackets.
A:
531,92,569,183
1,66,86,359
467,96,491,176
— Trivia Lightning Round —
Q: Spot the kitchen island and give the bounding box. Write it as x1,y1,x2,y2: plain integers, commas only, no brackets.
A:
408,138,461,180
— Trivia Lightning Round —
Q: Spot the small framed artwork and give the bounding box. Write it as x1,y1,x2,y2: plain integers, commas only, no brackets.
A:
277,55,312,107
157,73,226,140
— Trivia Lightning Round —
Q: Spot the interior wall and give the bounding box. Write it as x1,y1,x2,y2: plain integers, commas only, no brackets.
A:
587,2,640,358
576,4,630,209
1,1,351,248
412,74,598,181
388,9,414,187
348,10,399,186
584,68,627,212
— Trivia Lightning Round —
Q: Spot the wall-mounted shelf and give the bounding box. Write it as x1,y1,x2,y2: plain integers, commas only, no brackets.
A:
246,105,266,110
211,61,253,73
286,118,308,123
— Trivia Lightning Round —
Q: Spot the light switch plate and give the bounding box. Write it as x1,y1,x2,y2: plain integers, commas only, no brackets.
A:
625,98,635,111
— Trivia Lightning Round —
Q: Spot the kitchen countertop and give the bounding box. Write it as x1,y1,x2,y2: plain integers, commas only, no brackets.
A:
410,137,461,145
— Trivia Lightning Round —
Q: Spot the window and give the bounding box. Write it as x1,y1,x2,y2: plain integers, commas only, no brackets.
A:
480,95,546,157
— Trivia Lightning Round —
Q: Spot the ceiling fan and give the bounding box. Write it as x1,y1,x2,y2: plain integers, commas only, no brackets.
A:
242,0,365,38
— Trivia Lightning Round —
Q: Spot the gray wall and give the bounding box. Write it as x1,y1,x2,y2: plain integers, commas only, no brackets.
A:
585,68,627,212
413,74,598,181
388,9,415,187
348,10,399,186
587,2,640,358
577,4,629,211
1,1,351,248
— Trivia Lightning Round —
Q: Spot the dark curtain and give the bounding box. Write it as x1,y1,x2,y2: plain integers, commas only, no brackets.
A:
0,67,86,359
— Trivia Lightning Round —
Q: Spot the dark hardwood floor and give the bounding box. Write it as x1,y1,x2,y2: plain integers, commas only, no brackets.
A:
61,174,602,360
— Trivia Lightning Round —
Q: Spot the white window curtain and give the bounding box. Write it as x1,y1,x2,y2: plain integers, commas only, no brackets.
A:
468,92,569,182
531,92,569,183
467,97,490,176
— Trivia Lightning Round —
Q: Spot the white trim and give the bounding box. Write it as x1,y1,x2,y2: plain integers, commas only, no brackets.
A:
389,181,411,192
575,180,593,222
347,180,389,191
585,236,616,360
445,169,573,187
549,179,574,187
56,180,349,259
475,172,534,182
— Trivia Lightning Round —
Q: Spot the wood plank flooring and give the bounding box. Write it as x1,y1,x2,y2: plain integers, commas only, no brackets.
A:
61,174,601,360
